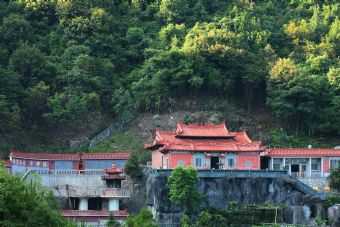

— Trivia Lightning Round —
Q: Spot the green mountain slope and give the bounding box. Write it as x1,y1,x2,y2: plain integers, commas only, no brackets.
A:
1,0,340,155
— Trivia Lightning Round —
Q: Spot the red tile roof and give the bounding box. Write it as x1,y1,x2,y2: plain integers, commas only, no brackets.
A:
176,122,230,137
9,151,130,161
9,151,80,160
61,210,128,217
82,152,130,160
266,148,340,157
145,123,264,152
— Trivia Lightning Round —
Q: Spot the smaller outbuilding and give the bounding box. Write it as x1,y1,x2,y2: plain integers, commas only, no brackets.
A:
265,148,340,178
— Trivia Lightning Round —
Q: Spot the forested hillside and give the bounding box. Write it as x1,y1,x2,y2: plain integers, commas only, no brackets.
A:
1,0,340,154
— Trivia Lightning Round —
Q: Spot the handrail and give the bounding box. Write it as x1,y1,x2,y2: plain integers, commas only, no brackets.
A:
88,111,135,149
287,174,326,200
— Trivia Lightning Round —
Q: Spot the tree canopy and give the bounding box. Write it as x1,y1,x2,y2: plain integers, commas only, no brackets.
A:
0,161,75,227
168,166,201,213
1,0,340,153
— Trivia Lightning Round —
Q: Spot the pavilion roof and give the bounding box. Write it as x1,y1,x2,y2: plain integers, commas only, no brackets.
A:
145,122,264,152
176,122,230,137
266,148,340,157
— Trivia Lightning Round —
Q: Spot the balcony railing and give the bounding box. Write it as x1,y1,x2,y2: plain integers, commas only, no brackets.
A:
101,188,130,198
290,171,323,178
67,188,130,198
29,169,106,175
61,210,128,217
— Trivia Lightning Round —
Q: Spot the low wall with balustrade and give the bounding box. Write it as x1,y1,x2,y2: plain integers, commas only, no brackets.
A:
25,169,130,198
26,169,107,189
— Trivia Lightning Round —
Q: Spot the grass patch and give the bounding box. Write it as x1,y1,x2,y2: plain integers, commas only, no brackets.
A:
89,130,151,164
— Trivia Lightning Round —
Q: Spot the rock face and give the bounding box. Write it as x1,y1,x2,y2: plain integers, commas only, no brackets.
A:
328,205,340,227
146,175,325,225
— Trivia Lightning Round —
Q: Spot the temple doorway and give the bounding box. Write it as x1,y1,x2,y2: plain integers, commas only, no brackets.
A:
211,157,219,169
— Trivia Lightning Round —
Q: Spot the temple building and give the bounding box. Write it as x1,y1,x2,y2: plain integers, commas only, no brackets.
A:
9,151,129,174
145,122,266,170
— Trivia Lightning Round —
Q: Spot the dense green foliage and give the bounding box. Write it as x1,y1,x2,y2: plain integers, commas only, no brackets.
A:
125,208,159,227
329,168,340,191
107,212,121,227
179,206,282,227
125,152,143,179
325,194,340,208
168,166,201,213
1,0,340,153
0,162,75,227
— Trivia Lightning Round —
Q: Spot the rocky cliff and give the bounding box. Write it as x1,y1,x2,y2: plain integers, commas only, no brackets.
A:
146,171,325,225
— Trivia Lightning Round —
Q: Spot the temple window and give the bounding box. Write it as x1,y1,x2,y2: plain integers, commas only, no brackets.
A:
195,158,202,168
330,159,340,170
43,161,48,168
227,157,236,168
311,158,320,171
273,158,283,170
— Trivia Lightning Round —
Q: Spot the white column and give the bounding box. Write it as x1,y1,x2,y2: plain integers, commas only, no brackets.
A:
321,158,324,178
108,199,119,211
79,198,88,211
270,158,274,170
283,158,286,170
309,158,312,178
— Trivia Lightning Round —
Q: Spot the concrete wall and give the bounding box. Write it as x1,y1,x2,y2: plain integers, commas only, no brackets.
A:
32,174,105,189
12,165,48,175
84,160,126,169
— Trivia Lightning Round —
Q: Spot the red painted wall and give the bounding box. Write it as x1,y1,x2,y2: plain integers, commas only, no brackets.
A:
323,158,330,173
152,150,163,169
237,153,260,170
49,161,55,170
169,152,193,168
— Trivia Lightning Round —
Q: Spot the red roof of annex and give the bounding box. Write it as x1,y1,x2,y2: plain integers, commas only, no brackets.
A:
145,122,266,152
266,148,340,157
9,151,130,160
9,151,80,160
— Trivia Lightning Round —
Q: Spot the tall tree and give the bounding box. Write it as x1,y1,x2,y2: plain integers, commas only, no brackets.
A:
168,166,201,214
